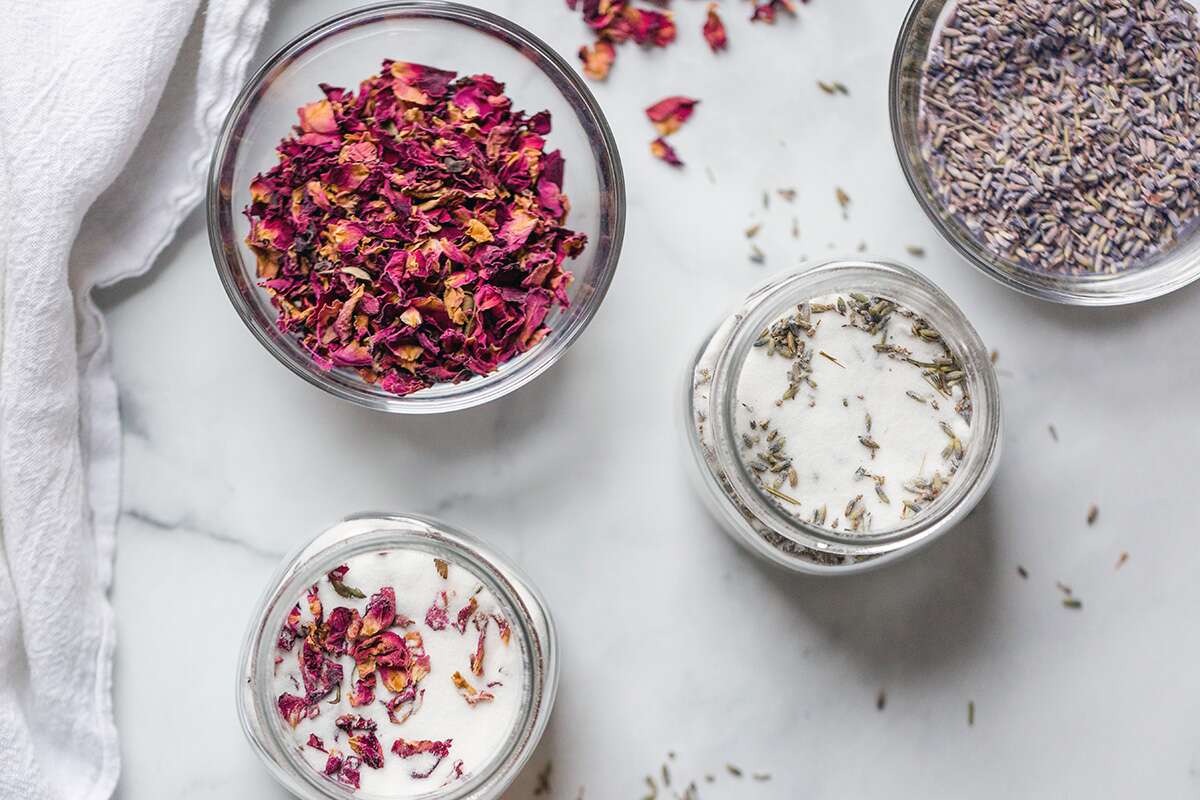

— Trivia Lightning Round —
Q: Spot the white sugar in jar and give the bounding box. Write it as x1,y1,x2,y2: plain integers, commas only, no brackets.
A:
684,258,1002,573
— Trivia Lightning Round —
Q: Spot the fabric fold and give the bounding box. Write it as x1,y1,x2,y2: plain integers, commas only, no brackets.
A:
0,2,268,797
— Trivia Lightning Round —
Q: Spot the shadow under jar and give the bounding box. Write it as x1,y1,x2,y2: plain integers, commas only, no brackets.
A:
238,513,557,800
891,0,1200,306
683,259,1002,575
209,2,625,412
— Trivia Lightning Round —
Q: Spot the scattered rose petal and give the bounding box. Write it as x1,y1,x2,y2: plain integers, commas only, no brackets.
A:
579,39,617,80
650,138,684,167
645,96,699,136
703,4,728,52
751,0,801,23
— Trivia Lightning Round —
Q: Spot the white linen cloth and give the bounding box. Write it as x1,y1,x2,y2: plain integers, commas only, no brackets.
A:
0,1,268,797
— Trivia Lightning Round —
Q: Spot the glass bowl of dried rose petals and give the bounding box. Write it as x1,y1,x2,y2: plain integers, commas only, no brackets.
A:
237,513,557,799
891,0,1200,306
209,2,624,411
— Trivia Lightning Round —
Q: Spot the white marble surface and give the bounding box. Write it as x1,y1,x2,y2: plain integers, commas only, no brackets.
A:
97,1,1200,798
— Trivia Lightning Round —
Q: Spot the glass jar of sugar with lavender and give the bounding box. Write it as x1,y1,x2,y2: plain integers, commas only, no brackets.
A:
237,513,557,799
684,258,1002,574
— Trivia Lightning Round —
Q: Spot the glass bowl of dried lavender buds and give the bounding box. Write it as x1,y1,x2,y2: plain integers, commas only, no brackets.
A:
209,2,625,412
891,0,1200,305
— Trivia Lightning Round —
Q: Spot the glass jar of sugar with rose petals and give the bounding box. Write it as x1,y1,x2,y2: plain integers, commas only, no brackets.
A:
683,258,1002,574
238,514,557,799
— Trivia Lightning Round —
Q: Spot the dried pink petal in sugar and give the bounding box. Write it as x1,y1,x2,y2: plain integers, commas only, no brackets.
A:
349,731,385,770
452,671,495,706
453,597,478,634
277,693,308,728
425,592,450,631
391,738,454,780
278,603,303,651
385,685,426,725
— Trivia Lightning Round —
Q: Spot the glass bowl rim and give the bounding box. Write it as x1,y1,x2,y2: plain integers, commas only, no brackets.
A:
207,0,626,414
888,0,1200,307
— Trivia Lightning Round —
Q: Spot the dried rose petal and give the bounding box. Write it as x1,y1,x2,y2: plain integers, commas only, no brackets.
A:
453,597,478,634
425,592,450,631
433,558,449,580
360,587,397,638
645,96,699,136
391,738,453,780
751,0,802,23
278,603,303,651
349,731,385,770
579,39,617,80
335,714,378,733
404,631,432,684
324,606,357,657
568,0,677,80
491,614,512,645
353,630,405,677
385,685,425,725
308,734,327,752
650,138,684,167
451,671,495,706
325,751,362,790
306,585,323,625
300,638,344,703
703,4,728,52
244,61,586,397
470,614,488,676
349,671,376,707
277,693,308,728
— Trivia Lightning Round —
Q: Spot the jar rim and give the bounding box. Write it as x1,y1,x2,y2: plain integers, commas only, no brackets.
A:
690,258,1003,572
236,513,557,800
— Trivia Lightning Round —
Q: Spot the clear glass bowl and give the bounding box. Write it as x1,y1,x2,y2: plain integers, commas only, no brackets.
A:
237,512,558,800
890,0,1200,306
682,258,1003,575
208,1,625,412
